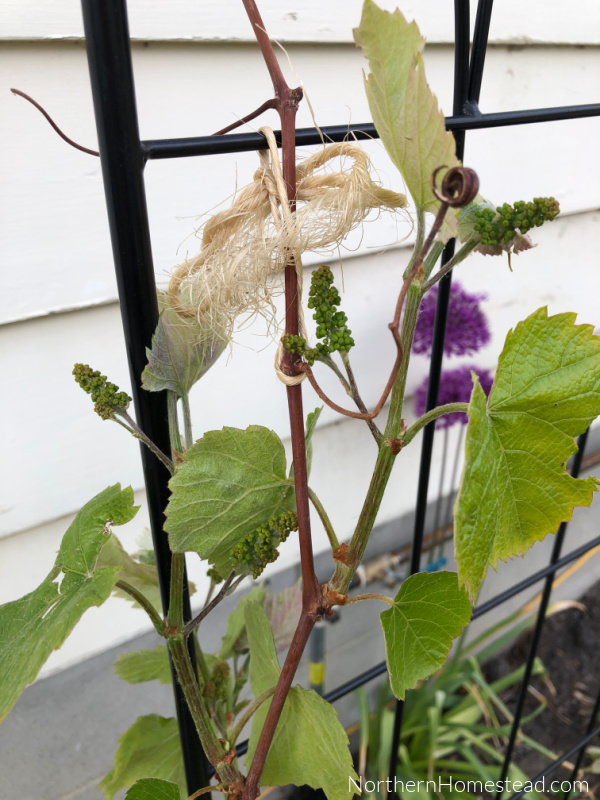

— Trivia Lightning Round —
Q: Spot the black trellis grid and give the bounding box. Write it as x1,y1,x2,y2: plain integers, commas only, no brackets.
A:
79,0,600,797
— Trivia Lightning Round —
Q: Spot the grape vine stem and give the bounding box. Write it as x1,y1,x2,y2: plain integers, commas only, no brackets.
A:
240,2,321,797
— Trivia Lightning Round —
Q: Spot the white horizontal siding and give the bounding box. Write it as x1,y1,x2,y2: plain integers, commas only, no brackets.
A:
2,41,599,325
2,0,600,45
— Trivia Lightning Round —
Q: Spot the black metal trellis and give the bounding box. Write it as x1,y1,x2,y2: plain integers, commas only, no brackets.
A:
80,1,600,797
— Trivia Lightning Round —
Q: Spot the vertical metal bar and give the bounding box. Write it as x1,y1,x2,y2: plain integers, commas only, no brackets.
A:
496,430,590,798
468,0,495,105
564,684,600,798
387,2,472,787
79,0,210,793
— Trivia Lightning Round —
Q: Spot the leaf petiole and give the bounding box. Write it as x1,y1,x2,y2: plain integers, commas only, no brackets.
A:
307,487,339,552
402,403,469,446
115,579,166,635
346,593,395,607
229,686,276,746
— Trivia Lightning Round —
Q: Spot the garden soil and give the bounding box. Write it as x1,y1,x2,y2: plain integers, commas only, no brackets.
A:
482,578,600,792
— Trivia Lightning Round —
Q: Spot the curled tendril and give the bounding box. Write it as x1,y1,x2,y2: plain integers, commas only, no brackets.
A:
432,165,480,208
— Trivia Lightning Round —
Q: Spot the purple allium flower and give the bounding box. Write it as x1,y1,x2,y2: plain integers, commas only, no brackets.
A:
414,366,494,428
413,281,491,358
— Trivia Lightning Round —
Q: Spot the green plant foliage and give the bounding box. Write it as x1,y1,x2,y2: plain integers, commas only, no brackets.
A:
455,307,600,601
97,534,162,612
165,426,294,576
99,715,186,800
114,646,172,685
287,405,323,481
142,292,228,398
304,405,323,478
380,572,471,700
219,583,267,660
358,606,559,800
0,484,137,722
244,600,281,694
244,600,358,799
354,0,460,233
264,579,302,653
125,778,181,800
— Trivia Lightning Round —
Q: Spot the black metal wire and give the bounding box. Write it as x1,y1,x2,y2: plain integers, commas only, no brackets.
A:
79,0,600,795
467,0,494,107
495,431,590,798
139,103,600,160
80,0,210,795
510,724,600,800
387,0,471,786
564,685,600,798
472,531,600,620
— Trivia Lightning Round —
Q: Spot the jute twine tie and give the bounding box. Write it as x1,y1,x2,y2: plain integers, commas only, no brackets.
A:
166,127,407,386
257,128,308,386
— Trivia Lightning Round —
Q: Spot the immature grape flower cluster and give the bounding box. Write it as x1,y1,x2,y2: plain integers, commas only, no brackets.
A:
282,265,354,365
308,265,355,353
473,197,559,247
229,511,298,579
72,363,131,420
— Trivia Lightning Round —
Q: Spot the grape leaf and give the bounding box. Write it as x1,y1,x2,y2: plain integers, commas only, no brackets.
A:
98,534,162,612
0,485,137,722
290,405,323,480
244,600,281,694
380,572,471,700
125,779,181,800
165,426,294,576
263,579,302,653
354,0,460,237
219,583,267,660
142,292,228,397
114,646,172,685
244,601,358,799
455,307,600,601
98,535,197,612
99,715,185,799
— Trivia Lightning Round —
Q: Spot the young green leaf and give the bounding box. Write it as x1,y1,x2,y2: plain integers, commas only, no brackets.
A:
142,292,228,397
263,579,302,653
454,307,600,601
380,572,471,700
165,426,294,576
219,583,267,660
114,646,172,685
57,484,137,573
98,534,162,612
289,405,323,481
305,405,323,478
244,599,281,695
246,688,358,800
244,600,358,799
125,778,182,800
0,485,137,722
354,0,460,234
99,715,185,800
